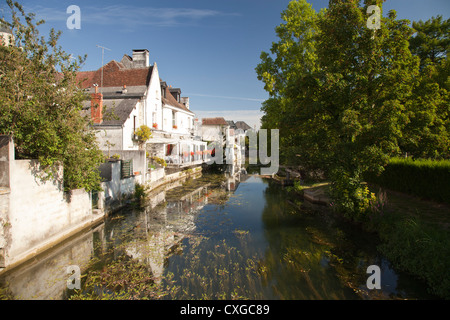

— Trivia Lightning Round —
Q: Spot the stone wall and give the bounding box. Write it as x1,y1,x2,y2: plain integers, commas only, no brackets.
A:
0,136,103,270
104,150,146,184
98,160,136,213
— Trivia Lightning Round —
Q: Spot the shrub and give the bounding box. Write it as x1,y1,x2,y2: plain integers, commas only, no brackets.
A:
365,157,450,203
134,183,146,202
134,125,152,143
329,168,377,222
150,156,167,168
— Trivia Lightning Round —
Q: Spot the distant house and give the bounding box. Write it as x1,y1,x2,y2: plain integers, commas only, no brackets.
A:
201,117,229,143
226,120,237,130
234,121,252,133
201,117,245,168
0,20,14,47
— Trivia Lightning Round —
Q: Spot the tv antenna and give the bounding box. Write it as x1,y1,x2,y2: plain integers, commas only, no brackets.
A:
96,44,111,93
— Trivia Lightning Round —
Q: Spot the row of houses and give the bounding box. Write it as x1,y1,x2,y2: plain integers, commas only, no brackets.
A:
1,24,255,270
76,49,253,208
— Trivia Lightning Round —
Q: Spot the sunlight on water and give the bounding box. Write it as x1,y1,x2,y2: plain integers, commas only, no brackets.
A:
0,172,434,300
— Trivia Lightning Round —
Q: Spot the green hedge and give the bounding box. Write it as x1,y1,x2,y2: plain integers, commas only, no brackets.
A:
365,157,450,203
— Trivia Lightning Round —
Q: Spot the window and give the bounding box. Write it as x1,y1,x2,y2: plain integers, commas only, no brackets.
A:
172,111,176,128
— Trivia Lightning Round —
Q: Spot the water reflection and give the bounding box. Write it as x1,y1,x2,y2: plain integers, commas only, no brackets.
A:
259,180,436,299
0,224,104,300
0,171,434,300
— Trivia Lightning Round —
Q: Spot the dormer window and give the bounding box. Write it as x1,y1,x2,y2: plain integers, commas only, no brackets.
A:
169,88,181,103
160,81,167,99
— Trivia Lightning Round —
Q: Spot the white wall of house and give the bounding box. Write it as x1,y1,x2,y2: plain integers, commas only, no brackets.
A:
202,125,226,142
122,105,141,150
98,161,135,212
176,110,194,135
162,107,173,133
145,64,163,130
162,106,194,135
95,127,123,152
0,136,101,270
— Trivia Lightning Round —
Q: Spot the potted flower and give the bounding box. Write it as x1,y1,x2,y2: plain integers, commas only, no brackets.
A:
152,123,158,129
173,125,178,129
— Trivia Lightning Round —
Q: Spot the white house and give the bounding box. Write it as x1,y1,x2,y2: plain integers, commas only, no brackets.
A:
0,20,14,47
149,83,207,166
200,118,253,169
76,49,207,183
201,117,229,143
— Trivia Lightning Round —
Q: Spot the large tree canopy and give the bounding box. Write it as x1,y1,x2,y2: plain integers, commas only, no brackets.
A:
0,1,104,192
256,0,449,216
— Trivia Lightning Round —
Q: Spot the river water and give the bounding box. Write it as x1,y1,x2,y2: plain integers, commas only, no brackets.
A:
0,172,435,300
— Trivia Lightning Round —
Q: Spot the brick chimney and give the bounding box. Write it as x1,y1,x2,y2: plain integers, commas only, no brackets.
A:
91,85,103,124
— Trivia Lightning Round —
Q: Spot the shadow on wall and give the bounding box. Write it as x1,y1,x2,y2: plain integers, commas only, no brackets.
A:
98,159,136,212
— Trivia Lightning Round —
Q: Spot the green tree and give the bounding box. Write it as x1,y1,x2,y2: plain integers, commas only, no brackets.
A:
0,1,104,192
401,15,449,159
255,0,321,167
409,15,449,69
257,0,421,217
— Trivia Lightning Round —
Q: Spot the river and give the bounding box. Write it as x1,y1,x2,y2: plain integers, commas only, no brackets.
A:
0,171,435,300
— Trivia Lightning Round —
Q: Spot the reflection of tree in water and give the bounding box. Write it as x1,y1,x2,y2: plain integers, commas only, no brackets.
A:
260,180,380,299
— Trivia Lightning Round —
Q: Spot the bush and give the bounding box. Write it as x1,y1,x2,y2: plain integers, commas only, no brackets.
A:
150,156,167,168
365,157,450,203
329,168,377,222
134,183,146,202
134,125,152,143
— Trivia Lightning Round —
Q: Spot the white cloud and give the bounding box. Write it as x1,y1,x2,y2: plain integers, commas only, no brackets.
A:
188,93,265,103
26,4,235,28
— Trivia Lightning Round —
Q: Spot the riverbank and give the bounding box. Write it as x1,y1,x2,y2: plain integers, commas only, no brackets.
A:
368,186,450,299
275,175,450,299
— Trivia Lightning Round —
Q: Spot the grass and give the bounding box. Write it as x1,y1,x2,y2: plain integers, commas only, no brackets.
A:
367,185,450,299
376,186,450,231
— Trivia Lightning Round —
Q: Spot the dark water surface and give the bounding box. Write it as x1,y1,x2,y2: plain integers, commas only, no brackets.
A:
0,173,434,300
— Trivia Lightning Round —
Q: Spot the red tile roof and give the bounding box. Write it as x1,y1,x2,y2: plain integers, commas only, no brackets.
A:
76,60,153,89
202,117,229,126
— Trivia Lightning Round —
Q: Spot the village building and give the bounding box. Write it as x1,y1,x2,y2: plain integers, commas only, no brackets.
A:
200,118,251,170
76,49,208,185
150,82,207,167
0,20,14,47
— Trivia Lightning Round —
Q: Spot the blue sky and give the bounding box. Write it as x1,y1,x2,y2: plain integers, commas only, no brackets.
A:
5,0,450,129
